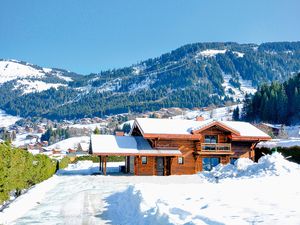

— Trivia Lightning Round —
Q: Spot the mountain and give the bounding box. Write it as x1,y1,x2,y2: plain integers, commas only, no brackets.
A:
0,41,300,120
0,60,80,94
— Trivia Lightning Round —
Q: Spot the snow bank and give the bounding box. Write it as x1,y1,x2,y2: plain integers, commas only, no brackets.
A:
201,152,300,181
0,176,60,225
102,153,300,225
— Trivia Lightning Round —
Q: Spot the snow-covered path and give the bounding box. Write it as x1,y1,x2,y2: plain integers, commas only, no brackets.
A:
1,154,300,225
13,175,128,225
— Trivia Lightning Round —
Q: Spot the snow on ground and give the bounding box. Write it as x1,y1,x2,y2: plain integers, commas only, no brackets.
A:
0,109,21,127
0,60,44,84
66,123,106,130
12,133,42,147
172,104,243,121
55,74,73,82
129,76,155,92
222,74,256,101
196,49,227,57
232,51,245,57
257,138,300,149
96,78,122,93
45,136,90,151
13,79,67,94
285,126,300,138
1,153,300,225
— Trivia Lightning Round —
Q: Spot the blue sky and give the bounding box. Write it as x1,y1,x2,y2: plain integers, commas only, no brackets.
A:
0,0,299,74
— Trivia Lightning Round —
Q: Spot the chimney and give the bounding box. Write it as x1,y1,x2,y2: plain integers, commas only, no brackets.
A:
115,131,125,136
196,116,205,121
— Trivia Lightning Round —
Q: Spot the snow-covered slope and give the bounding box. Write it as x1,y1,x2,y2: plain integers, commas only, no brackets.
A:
0,60,44,84
0,60,76,94
0,109,21,127
13,79,67,94
222,74,257,101
46,136,90,151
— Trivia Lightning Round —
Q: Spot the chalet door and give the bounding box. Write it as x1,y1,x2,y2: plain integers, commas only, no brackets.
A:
156,157,164,176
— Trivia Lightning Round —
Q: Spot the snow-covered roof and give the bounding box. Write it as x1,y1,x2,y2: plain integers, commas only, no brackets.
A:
221,121,270,138
257,138,300,149
134,118,270,139
78,142,90,152
46,136,90,151
135,118,211,135
90,135,182,156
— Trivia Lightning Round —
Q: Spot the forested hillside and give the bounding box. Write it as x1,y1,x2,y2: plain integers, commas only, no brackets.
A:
243,73,300,124
1,41,300,120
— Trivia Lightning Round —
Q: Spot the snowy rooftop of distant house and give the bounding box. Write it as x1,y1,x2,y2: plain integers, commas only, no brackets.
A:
90,135,181,156
46,136,90,151
134,118,270,138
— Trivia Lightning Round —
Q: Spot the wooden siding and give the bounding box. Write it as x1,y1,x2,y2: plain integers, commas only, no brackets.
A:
155,139,196,175
135,156,156,176
199,126,231,143
128,125,259,175
231,142,254,158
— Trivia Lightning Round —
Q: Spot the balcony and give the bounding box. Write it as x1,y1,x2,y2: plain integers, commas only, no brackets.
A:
196,143,233,155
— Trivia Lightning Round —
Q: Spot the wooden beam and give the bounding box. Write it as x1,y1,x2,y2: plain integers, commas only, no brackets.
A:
99,156,101,171
104,156,107,175
164,157,166,176
92,152,182,156
231,136,271,141
143,133,202,140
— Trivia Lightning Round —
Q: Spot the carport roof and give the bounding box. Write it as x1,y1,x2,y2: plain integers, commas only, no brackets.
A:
90,135,182,156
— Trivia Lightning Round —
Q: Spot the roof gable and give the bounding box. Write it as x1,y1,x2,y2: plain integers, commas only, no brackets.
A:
192,121,241,136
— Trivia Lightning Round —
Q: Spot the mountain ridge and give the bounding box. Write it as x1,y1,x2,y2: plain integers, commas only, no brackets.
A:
1,41,300,120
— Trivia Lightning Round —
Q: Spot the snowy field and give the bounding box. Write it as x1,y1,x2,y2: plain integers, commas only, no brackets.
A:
1,154,300,225
0,109,21,128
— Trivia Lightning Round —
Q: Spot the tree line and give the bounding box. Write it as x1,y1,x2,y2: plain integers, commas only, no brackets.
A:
243,73,300,124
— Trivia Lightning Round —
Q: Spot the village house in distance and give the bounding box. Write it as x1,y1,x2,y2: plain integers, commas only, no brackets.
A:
90,117,271,175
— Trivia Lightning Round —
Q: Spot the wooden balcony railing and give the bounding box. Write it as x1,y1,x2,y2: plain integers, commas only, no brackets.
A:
196,143,233,155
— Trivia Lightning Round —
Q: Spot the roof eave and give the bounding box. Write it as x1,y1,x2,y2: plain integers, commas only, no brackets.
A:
231,136,272,141
143,133,202,140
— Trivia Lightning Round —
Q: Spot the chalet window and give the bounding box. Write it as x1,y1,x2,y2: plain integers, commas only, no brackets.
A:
178,157,184,164
204,135,218,143
141,156,147,164
202,157,220,171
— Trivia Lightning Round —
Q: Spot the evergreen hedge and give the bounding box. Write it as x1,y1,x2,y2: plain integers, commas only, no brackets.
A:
0,143,57,205
58,157,71,170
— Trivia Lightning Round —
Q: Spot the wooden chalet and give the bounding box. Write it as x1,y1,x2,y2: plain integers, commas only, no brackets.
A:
90,118,271,175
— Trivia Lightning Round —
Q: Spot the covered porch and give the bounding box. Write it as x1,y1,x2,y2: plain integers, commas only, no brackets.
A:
90,135,182,175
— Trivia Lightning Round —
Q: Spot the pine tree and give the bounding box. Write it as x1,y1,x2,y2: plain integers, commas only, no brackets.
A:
232,106,240,121
93,127,100,134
